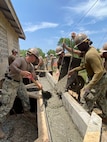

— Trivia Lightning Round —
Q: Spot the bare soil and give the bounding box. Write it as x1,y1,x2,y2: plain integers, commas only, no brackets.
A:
0,113,38,142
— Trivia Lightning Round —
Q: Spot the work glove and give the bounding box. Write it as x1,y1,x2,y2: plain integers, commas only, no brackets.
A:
81,87,90,97
80,87,90,104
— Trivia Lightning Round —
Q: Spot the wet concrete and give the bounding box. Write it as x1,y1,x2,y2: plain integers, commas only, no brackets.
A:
39,77,83,142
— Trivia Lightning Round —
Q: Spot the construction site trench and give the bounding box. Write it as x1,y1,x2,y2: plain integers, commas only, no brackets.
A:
1,70,107,142
0,72,83,142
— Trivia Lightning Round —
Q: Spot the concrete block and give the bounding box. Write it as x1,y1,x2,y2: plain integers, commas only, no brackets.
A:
83,111,102,142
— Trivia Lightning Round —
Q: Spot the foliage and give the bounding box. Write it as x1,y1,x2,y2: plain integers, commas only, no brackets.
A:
47,49,56,56
37,48,45,58
20,50,26,57
20,48,45,58
57,38,71,47
19,38,71,58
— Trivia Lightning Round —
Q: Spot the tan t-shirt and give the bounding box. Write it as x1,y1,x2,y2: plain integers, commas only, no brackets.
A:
73,46,105,90
8,54,16,65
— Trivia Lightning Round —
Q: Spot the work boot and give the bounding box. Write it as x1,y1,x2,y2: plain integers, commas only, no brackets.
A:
0,127,5,139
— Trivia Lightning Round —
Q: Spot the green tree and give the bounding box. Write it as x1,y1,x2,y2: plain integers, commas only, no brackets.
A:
47,49,56,56
20,50,26,57
20,48,45,58
57,38,71,47
37,48,45,58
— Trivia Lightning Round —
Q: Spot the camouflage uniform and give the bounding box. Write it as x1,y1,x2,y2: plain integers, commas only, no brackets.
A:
0,56,36,123
84,73,107,116
73,46,107,116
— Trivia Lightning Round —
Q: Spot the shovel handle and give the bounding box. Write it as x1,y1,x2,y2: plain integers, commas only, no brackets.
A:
31,78,43,90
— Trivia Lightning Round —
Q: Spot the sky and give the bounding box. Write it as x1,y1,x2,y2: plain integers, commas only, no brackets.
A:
11,0,107,54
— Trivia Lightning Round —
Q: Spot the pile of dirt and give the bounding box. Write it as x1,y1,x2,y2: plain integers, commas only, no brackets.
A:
1,113,38,142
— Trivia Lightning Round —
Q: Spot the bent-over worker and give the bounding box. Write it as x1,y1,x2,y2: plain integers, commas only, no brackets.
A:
0,48,42,139
68,33,107,119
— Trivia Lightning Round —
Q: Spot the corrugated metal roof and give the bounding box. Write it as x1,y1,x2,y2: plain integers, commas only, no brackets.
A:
0,0,25,39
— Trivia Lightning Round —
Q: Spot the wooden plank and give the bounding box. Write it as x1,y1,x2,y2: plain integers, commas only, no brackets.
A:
27,90,42,99
68,90,78,100
34,91,49,142
35,70,48,72
83,111,102,142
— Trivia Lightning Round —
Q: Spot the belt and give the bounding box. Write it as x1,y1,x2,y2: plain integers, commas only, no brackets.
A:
6,76,20,83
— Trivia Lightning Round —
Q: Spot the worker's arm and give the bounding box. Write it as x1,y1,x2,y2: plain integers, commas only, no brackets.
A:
27,74,43,90
68,64,85,78
62,43,81,55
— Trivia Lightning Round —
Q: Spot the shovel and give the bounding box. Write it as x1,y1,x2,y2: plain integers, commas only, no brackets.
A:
26,75,52,106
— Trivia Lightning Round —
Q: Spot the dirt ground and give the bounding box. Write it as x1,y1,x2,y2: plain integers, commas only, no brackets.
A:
0,112,37,142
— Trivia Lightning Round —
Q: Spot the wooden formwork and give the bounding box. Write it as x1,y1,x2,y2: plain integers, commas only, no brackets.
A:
34,90,50,142
46,72,102,142
31,72,103,142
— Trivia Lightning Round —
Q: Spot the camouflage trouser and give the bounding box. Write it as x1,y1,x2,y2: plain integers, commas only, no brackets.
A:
81,73,107,116
0,78,30,123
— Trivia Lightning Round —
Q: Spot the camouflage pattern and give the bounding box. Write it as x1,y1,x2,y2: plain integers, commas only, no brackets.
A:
0,78,30,123
17,82,30,111
81,73,107,116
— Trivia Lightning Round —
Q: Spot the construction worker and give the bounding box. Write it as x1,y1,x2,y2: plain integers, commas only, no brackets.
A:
44,54,48,70
8,48,18,65
100,42,107,71
62,32,81,56
68,33,107,119
35,56,45,70
0,48,42,139
71,32,76,47
5,48,18,77
56,46,65,69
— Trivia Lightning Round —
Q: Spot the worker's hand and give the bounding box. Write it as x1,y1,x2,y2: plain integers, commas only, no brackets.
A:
27,74,43,90
36,81,43,90
68,70,75,78
20,70,31,78
62,43,66,48
26,74,34,80
35,65,38,70
80,87,90,99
